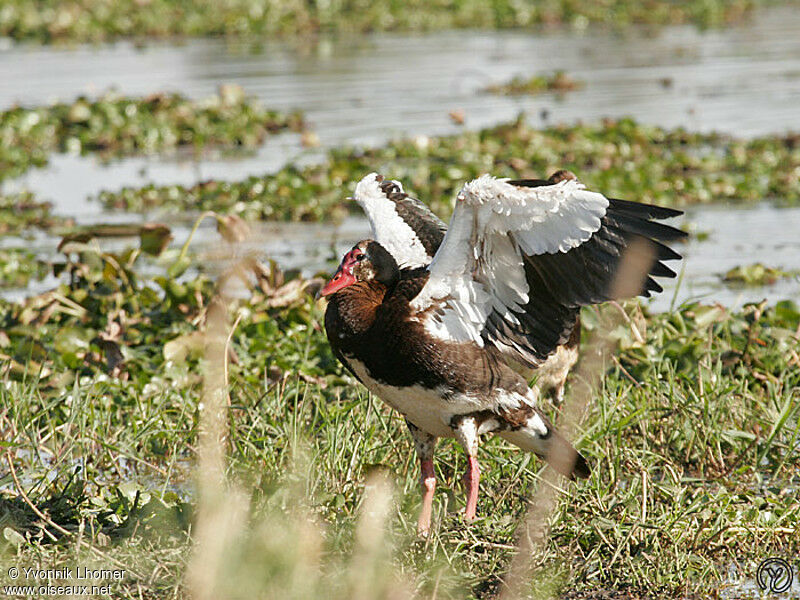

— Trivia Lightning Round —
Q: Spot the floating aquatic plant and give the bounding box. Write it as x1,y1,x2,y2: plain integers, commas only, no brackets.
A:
0,192,72,235
722,263,798,286
0,87,305,182
484,71,584,95
97,117,800,221
0,0,762,43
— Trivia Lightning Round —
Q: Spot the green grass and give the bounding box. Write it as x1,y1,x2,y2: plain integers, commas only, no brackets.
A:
95,117,800,222
1,225,798,598
0,0,763,44
0,88,305,182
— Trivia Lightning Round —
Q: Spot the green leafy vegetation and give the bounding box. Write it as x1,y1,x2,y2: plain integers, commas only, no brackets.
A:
1,223,798,598
97,117,800,221
484,71,584,95
0,248,50,289
0,87,305,182
723,263,798,286
0,192,72,235
0,0,762,43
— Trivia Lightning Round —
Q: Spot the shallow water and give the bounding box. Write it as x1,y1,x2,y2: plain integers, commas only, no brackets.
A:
3,6,800,219
3,7,800,138
7,203,797,313
721,558,800,599
2,7,800,307
252,204,800,313
662,204,800,311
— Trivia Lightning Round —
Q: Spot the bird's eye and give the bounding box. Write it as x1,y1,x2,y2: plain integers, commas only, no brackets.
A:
355,254,365,262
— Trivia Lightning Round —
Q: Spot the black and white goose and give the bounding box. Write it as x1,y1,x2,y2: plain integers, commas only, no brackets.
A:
353,171,585,405
323,173,685,533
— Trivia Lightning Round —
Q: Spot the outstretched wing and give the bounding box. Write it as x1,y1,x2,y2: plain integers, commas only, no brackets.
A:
353,173,447,269
411,175,686,367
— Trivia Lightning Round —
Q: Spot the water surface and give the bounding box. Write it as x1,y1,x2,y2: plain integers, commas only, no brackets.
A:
2,7,799,307
3,6,800,219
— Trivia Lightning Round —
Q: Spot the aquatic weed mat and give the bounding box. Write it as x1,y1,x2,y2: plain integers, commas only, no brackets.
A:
0,88,305,184
0,0,764,44
96,117,800,222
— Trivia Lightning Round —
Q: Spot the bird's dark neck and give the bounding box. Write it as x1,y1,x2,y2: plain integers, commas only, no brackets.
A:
325,281,389,339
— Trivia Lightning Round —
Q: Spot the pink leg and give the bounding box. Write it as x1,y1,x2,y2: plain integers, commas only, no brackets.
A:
463,455,480,521
418,459,436,535
418,459,436,534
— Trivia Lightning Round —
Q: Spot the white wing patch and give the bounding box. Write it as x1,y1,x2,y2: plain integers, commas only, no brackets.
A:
421,291,489,346
461,175,608,254
353,172,432,268
413,175,609,346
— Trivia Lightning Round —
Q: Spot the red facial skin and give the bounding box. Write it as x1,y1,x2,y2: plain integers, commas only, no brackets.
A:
320,247,363,296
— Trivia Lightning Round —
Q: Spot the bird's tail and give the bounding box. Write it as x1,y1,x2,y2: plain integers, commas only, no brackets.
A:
498,414,590,479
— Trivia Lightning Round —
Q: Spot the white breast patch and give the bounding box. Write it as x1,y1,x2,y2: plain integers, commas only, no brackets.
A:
345,356,467,437
343,356,536,439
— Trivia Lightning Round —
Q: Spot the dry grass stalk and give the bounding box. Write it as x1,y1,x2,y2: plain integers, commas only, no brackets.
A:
501,239,655,599
186,230,251,600
348,471,395,600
